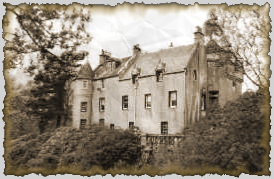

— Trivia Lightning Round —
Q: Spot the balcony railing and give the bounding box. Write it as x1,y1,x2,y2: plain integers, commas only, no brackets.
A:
139,134,184,147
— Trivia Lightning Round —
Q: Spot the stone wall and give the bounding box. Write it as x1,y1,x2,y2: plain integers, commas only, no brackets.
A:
92,72,186,134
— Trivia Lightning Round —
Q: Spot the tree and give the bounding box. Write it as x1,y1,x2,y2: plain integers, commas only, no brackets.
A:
4,4,92,133
204,4,270,91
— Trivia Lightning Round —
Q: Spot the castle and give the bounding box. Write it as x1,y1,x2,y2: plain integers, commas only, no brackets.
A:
64,28,243,135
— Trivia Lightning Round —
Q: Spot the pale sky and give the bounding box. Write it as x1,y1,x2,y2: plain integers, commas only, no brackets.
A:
82,4,210,68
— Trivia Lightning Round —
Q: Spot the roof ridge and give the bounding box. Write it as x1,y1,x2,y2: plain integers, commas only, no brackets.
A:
139,44,194,56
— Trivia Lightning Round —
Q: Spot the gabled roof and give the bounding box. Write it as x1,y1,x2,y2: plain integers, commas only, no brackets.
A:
119,45,195,80
75,62,93,80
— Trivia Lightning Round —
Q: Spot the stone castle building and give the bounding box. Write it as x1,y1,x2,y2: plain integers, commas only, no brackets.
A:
64,28,243,135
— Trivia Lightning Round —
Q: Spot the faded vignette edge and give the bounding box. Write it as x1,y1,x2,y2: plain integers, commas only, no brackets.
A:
2,2,272,176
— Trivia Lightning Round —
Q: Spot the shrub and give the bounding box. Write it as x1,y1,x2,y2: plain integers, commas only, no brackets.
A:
179,91,269,173
78,129,141,170
8,126,141,171
8,131,53,168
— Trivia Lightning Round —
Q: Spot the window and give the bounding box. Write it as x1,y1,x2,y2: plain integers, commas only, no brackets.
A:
209,90,219,106
192,70,197,80
122,95,128,110
169,91,177,108
156,70,163,82
110,123,114,129
145,94,152,109
82,80,88,89
81,102,87,112
101,79,104,88
56,116,61,128
161,122,168,135
129,122,134,129
80,119,87,129
201,88,206,111
99,98,105,112
99,119,104,127
232,80,236,87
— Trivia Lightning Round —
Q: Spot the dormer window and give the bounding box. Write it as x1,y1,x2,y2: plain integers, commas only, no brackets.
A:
132,74,138,84
156,70,164,82
155,59,166,82
131,65,141,84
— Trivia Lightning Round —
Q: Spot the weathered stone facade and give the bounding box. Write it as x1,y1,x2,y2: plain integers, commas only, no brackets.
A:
64,29,243,135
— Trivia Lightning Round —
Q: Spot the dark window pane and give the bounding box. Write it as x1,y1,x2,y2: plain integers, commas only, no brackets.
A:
80,119,87,129
99,98,105,112
193,70,197,80
169,91,177,108
161,122,168,135
129,122,134,129
156,70,163,82
101,79,104,88
122,95,128,110
81,102,87,112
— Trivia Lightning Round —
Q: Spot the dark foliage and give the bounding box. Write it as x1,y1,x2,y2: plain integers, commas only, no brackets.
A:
179,90,269,173
8,126,141,171
79,129,141,170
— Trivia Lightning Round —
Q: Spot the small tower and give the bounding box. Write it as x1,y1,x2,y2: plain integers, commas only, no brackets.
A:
70,62,94,129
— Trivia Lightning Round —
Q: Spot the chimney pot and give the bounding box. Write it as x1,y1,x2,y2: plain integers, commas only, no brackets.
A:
133,44,141,56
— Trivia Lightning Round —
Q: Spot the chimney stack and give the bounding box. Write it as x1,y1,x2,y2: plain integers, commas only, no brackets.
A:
99,49,111,65
194,26,204,45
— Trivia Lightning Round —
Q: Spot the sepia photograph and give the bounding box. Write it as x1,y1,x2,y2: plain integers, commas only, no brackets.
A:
1,1,272,177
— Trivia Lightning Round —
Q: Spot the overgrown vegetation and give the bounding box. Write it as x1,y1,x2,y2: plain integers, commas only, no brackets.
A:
7,126,141,173
179,90,270,173
6,90,269,174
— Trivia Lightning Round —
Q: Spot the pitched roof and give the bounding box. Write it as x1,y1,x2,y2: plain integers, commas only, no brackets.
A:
119,45,195,80
75,62,93,80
